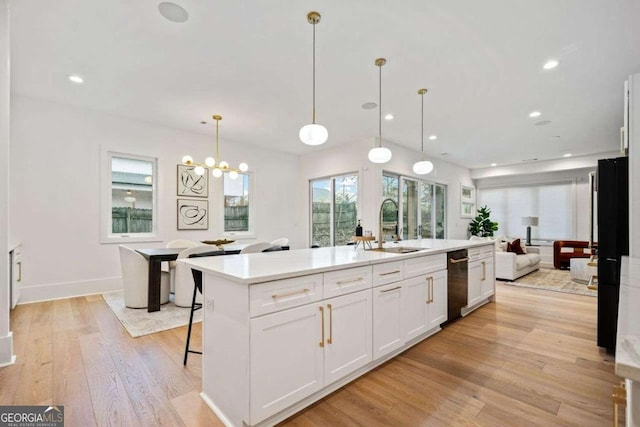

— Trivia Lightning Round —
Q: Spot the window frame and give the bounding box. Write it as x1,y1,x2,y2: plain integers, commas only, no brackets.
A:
221,171,256,239
309,172,359,247
100,150,160,244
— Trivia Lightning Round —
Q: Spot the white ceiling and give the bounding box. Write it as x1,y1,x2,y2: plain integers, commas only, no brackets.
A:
9,0,640,169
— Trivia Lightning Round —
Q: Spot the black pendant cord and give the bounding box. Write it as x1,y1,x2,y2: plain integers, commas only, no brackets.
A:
312,21,316,124
378,63,382,146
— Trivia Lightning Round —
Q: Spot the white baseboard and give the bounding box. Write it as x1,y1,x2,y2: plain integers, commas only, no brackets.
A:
0,331,15,367
18,277,122,304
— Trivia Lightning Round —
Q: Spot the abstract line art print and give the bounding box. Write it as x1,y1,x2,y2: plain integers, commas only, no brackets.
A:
177,165,209,197
177,199,208,230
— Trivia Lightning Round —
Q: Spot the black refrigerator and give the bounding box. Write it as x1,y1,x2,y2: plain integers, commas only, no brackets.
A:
597,156,629,352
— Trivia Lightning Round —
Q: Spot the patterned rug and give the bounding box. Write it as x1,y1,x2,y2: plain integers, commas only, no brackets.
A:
504,268,597,297
102,291,201,338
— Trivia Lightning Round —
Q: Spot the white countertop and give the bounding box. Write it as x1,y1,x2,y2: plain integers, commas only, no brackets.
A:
616,256,640,382
181,239,492,284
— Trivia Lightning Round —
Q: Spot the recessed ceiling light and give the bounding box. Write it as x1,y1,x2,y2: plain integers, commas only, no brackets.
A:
158,2,189,23
543,59,559,70
361,102,377,110
68,75,84,84
440,152,448,156
563,153,572,158
200,121,207,124
429,135,437,140
529,111,541,118
384,113,394,120
491,163,497,167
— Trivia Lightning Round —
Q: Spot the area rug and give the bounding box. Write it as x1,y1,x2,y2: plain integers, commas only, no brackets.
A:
102,291,202,338
504,268,597,297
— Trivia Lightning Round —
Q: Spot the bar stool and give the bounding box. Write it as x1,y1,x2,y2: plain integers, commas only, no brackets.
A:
183,250,225,366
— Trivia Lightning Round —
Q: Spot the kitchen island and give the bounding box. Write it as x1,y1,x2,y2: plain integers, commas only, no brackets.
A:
181,239,495,427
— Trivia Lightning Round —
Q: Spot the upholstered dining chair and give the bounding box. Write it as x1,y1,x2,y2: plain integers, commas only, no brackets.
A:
119,245,170,309
174,245,218,307
270,237,289,247
240,241,274,254
166,239,200,293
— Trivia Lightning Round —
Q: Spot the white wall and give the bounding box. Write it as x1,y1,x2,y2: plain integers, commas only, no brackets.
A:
10,95,302,303
298,138,474,245
0,0,14,366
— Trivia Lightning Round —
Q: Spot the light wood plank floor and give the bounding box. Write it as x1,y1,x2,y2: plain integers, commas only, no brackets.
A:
1,283,622,426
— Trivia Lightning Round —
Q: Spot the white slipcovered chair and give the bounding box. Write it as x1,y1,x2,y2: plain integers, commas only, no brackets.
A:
166,239,200,292
240,241,274,254
270,237,289,247
119,245,170,309
174,245,221,307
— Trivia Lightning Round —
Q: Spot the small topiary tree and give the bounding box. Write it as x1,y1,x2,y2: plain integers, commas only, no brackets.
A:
468,205,499,237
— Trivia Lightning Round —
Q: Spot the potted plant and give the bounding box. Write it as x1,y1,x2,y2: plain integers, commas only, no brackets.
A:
468,205,499,237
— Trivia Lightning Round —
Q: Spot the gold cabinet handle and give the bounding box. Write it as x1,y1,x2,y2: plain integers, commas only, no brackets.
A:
336,277,363,285
379,270,401,276
17,261,22,282
425,276,431,304
319,306,325,348
430,277,434,303
481,261,486,281
380,286,401,293
612,382,626,427
271,288,309,299
327,304,333,344
449,257,469,264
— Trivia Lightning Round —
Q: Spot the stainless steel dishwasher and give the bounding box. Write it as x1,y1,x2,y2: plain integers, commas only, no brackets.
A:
447,249,469,323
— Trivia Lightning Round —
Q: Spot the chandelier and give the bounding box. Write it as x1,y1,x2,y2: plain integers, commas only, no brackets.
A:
412,88,434,175
299,11,328,146
182,115,247,179
368,58,392,163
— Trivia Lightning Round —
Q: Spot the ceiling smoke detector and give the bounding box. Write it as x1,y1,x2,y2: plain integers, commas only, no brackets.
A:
361,102,377,110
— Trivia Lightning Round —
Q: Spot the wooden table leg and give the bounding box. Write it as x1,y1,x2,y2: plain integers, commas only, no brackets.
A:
147,258,162,312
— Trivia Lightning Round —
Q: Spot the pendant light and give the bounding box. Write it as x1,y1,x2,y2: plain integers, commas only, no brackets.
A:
299,11,328,146
412,88,434,175
181,115,248,179
368,58,392,163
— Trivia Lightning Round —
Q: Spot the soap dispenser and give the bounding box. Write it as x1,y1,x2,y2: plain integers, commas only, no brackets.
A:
355,219,363,237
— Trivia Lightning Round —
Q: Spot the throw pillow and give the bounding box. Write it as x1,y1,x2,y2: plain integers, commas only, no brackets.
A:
507,238,525,255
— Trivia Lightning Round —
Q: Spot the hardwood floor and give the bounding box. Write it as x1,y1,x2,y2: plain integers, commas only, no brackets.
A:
1,283,621,426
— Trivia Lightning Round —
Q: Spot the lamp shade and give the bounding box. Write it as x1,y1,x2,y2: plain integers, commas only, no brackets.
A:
299,123,328,146
412,160,434,175
522,216,539,226
368,146,392,163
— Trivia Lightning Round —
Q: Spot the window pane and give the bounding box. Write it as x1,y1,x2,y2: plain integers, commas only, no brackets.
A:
224,172,249,232
420,183,433,238
334,175,358,246
382,174,399,200
111,156,154,233
402,179,419,240
311,179,331,247
435,185,446,238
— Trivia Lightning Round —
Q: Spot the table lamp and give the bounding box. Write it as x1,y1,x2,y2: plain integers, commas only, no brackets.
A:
522,216,539,246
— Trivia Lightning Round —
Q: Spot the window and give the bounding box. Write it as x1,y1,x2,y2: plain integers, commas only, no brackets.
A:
223,172,254,236
477,182,574,240
383,173,446,241
310,174,358,247
101,151,158,243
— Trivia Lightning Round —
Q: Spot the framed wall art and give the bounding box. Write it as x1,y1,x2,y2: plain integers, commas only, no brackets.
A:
177,198,208,230
177,164,208,198
461,184,476,219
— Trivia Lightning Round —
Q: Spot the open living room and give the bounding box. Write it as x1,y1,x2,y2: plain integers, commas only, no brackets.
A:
2,1,640,427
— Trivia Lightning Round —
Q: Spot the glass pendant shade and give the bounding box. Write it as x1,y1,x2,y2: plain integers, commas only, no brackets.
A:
194,165,205,176
239,162,249,172
368,146,392,163
412,160,434,175
205,157,215,167
182,155,193,164
299,123,328,146
229,170,239,180
212,168,222,178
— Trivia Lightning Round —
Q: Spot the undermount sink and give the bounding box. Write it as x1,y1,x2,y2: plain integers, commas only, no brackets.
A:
369,246,424,254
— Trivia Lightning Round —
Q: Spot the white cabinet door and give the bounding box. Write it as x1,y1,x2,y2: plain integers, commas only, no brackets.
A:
373,283,404,359
402,275,429,341
323,290,372,386
468,260,482,307
480,257,495,299
427,269,448,330
250,303,324,424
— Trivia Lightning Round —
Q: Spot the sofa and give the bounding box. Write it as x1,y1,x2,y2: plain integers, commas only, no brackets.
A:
495,246,541,281
470,235,542,281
